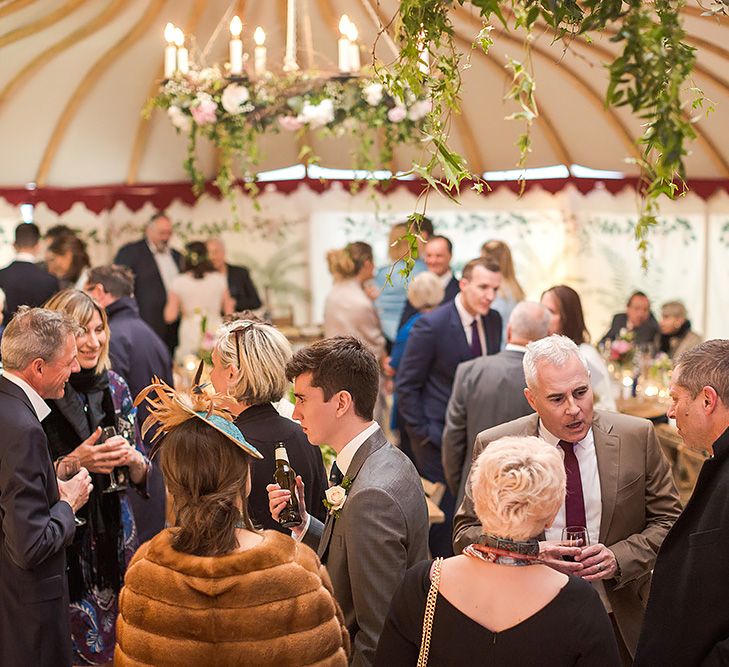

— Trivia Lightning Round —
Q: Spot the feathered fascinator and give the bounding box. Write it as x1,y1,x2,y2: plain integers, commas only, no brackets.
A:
134,361,263,460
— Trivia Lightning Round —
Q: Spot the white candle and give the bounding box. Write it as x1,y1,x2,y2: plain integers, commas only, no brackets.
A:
164,22,176,78
283,0,299,72
174,28,189,74
229,15,243,75
346,22,360,72
254,27,267,76
338,15,351,73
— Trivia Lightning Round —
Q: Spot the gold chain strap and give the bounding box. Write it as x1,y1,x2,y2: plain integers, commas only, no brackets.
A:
417,557,443,667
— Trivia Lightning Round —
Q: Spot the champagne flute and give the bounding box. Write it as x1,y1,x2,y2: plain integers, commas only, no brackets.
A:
561,526,590,562
56,455,87,527
99,426,129,493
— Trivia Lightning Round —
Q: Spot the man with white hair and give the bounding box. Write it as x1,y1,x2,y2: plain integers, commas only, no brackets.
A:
442,301,551,508
453,334,681,662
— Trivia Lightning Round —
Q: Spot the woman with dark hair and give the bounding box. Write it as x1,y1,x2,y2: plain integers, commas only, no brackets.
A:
42,289,150,665
164,240,234,363
115,380,350,666
45,232,91,289
541,285,616,410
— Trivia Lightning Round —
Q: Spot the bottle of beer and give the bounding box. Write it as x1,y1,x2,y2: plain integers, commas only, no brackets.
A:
273,443,302,528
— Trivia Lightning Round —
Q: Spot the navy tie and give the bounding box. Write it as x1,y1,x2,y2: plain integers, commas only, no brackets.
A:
329,461,344,487
470,319,482,357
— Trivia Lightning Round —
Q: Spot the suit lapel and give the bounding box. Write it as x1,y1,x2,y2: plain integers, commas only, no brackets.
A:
592,414,619,544
448,302,470,358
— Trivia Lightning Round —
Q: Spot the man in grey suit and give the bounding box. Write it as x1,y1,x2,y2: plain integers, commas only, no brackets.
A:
268,336,428,667
442,301,550,507
452,335,681,660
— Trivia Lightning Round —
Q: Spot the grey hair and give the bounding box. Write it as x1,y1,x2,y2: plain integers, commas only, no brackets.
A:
523,334,589,389
661,300,687,320
509,301,551,343
214,319,293,404
407,272,446,311
1,306,79,371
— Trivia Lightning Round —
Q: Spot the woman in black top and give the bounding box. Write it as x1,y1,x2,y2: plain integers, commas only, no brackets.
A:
375,436,620,666
209,317,327,531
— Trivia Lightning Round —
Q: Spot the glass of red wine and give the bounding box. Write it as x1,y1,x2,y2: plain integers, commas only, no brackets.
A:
561,526,590,562
56,455,87,527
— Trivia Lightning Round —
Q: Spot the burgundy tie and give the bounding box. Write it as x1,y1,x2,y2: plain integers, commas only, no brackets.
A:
470,319,482,357
558,440,587,529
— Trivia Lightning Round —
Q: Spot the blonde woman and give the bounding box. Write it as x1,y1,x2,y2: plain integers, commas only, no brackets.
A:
375,436,619,666
481,240,525,347
209,318,328,533
42,289,149,665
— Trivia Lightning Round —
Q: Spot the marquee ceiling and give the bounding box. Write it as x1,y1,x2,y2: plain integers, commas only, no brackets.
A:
1,0,729,189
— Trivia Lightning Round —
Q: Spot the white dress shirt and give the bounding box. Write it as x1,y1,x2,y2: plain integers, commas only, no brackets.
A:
146,241,179,293
505,343,528,353
454,293,486,355
14,251,38,264
2,371,50,421
436,269,454,289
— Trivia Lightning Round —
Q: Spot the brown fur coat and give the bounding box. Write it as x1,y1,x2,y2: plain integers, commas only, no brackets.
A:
115,529,350,666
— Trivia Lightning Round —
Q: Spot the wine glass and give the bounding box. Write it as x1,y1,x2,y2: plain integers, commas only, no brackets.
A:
56,455,87,527
561,526,590,562
99,426,129,493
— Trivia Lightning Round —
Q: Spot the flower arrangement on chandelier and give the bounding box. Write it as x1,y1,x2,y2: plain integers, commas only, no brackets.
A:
146,66,432,198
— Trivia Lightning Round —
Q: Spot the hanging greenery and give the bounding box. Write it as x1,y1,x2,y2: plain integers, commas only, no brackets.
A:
381,0,702,268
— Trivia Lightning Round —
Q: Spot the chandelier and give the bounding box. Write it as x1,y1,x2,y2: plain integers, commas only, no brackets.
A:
149,1,432,199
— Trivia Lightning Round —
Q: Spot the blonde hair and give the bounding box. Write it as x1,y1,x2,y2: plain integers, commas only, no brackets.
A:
43,289,110,373
481,240,525,302
214,319,293,404
407,272,445,311
471,436,566,541
326,241,373,281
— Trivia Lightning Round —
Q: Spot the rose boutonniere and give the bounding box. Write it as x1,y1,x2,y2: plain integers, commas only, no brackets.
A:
323,477,352,519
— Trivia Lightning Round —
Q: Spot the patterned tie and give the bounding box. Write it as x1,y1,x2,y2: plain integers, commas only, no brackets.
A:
329,461,344,487
558,440,587,529
470,319,482,357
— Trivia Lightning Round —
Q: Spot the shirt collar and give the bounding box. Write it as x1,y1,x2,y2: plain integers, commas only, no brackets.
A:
454,292,477,327
335,421,380,477
14,252,38,263
146,239,169,255
505,343,528,353
538,419,594,452
2,371,51,421
436,269,453,288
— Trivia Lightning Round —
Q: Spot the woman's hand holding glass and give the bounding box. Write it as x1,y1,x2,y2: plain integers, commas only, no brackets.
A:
70,426,137,475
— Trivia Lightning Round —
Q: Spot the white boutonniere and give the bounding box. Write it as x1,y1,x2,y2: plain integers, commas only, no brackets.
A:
323,477,352,518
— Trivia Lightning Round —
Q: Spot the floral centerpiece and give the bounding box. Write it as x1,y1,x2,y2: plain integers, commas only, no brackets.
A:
609,329,636,369
197,314,216,366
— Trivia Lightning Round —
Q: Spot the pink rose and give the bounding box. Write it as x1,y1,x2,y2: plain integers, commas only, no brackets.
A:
191,97,217,125
278,115,303,132
387,105,407,123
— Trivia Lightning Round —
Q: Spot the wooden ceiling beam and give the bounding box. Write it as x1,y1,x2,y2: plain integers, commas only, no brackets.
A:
0,0,87,50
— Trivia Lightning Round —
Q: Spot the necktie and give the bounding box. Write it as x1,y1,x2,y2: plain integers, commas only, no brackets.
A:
329,461,344,487
558,440,587,529
470,319,482,357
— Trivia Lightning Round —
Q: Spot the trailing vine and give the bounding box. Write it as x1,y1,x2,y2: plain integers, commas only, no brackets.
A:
380,0,701,269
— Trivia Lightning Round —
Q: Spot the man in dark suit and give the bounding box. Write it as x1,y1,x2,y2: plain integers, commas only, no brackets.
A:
453,334,682,660
84,264,172,542
113,212,183,353
0,223,59,320
0,307,92,667
206,238,262,312
442,300,550,507
398,234,460,328
268,337,428,667
635,340,729,666
396,257,502,556
600,291,659,345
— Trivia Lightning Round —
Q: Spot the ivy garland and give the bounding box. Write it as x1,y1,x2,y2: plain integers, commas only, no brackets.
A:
382,0,704,269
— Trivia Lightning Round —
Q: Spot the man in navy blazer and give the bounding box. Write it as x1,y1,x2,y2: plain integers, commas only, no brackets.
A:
113,212,183,354
396,257,502,556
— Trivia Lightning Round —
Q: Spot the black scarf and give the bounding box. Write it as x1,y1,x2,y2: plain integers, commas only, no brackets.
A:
659,320,692,355
43,368,123,600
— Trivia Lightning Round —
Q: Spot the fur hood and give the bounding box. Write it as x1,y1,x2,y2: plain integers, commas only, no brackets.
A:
115,529,349,666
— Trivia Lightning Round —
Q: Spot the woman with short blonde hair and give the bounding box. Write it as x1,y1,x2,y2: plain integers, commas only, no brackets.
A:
376,435,619,666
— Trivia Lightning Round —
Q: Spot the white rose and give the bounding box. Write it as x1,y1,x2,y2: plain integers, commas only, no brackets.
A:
297,98,335,128
199,67,219,83
408,99,432,121
363,82,384,106
325,485,347,511
221,84,251,114
167,105,191,132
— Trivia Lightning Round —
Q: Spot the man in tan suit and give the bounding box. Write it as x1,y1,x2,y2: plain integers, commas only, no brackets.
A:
452,335,681,660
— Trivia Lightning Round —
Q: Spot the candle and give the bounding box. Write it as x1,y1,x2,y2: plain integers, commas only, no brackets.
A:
229,15,243,75
346,21,360,73
418,29,429,74
338,15,351,73
283,0,299,72
164,22,176,78
254,27,267,76
174,28,189,74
